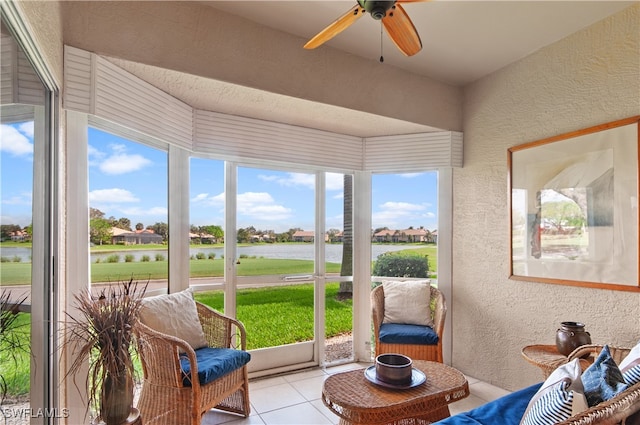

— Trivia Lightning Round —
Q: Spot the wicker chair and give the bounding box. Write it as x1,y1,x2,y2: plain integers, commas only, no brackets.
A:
135,302,250,425
371,284,446,362
559,344,640,425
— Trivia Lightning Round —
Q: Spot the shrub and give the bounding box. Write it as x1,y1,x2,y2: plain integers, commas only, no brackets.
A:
195,252,206,260
124,254,135,263
372,253,429,278
12,256,21,263
155,254,165,262
0,257,10,263
141,255,151,262
208,253,216,260
106,254,120,263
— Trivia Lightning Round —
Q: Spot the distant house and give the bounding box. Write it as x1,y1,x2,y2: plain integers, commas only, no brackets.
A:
373,229,395,242
9,230,29,242
292,230,315,242
190,232,217,244
372,228,436,243
112,228,163,245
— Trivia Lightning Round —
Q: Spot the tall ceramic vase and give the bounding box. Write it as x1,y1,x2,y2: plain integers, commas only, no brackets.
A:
100,370,135,425
555,321,591,356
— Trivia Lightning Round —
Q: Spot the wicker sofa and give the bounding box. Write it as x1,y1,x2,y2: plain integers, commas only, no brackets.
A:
436,345,640,425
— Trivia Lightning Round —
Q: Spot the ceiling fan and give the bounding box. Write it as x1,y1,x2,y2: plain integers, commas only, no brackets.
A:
304,0,430,57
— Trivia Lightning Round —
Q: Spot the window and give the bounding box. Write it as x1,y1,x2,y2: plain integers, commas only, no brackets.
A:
88,128,168,289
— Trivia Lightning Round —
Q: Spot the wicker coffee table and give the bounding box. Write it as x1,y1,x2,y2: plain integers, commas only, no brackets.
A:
322,360,469,425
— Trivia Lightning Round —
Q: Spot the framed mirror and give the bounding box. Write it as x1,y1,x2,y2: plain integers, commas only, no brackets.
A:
508,116,640,292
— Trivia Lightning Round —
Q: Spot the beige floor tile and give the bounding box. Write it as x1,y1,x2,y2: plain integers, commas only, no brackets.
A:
469,380,511,402
289,375,328,401
250,382,308,414
449,393,487,416
258,402,334,424
309,399,340,425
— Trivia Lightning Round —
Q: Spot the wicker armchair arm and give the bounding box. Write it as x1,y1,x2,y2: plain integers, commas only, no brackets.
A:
557,381,640,425
195,301,247,350
567,344,631,372
135,320,200,390
431,286,446,337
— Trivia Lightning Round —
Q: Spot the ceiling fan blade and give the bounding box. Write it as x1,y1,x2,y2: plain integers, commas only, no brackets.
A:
304,4,364,50
382,3,422,56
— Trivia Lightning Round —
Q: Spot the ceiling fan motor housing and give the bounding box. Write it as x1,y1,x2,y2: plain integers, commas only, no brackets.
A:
357,0,396,20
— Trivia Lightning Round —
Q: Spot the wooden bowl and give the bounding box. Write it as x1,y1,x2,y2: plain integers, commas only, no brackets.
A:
375,354,412,385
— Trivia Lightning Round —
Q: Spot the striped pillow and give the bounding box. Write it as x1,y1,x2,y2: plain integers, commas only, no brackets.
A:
521,381,574,425
619,342,640,386
520,359,587,425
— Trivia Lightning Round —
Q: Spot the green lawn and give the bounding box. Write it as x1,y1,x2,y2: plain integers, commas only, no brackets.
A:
194,282,352,349
0,245,437,285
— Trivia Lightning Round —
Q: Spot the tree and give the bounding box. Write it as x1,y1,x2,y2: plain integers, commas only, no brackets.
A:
90,217,112,245
149,222,169,241
202,225,223,240
135,223,144,231
90,207,105,219
115,217,131,231
541,200,584,233
0,224,21,240
339,174,353,298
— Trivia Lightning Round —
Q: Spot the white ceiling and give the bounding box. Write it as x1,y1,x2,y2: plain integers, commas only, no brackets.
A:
207,1,635,86
109,1,635,137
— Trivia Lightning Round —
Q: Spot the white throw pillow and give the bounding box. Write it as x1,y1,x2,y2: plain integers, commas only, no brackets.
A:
619,340,640,386
520,359,588,425
139,288,208,351
382,280,434,327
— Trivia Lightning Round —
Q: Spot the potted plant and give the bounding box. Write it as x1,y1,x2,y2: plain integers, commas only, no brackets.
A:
64,277,146,425
0,289,29,405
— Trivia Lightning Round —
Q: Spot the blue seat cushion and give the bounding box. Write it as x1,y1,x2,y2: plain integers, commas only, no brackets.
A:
434,383,542,425
379,323,439,345
180,347,251,387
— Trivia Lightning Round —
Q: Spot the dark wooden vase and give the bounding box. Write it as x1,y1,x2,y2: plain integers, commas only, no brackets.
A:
556,321,591,356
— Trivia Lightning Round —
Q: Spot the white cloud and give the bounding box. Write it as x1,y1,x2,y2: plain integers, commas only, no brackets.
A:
237,192,292,220
372,201,434,229
259,172,315,189
17,122,34,138
400,173,424,178
191,193,210,202
326,173,346,191
191,192,224,207
2,191,32,206
91,143,152,175
378,201,426,211
0,124,33,156
100,153,152,175
120,206,168,217
89,188,139,203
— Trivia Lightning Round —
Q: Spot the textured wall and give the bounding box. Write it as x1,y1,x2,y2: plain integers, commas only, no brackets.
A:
454,4,640,390
15,1,64,85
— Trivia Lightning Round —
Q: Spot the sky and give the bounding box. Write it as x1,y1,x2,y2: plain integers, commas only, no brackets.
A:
1,125,438,232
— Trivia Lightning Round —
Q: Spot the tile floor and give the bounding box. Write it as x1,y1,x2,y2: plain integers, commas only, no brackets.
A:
202,363,512,425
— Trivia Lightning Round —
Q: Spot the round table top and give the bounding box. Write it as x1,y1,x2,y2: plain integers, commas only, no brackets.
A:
322,360,469,424
521,344,568,378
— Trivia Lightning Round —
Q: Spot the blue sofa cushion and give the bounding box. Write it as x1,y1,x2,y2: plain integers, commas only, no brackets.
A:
180,347,251,387
379,323,439,345
434,383,542,425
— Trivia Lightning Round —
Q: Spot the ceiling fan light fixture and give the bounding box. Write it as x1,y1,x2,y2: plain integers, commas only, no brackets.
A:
358,0,396,20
